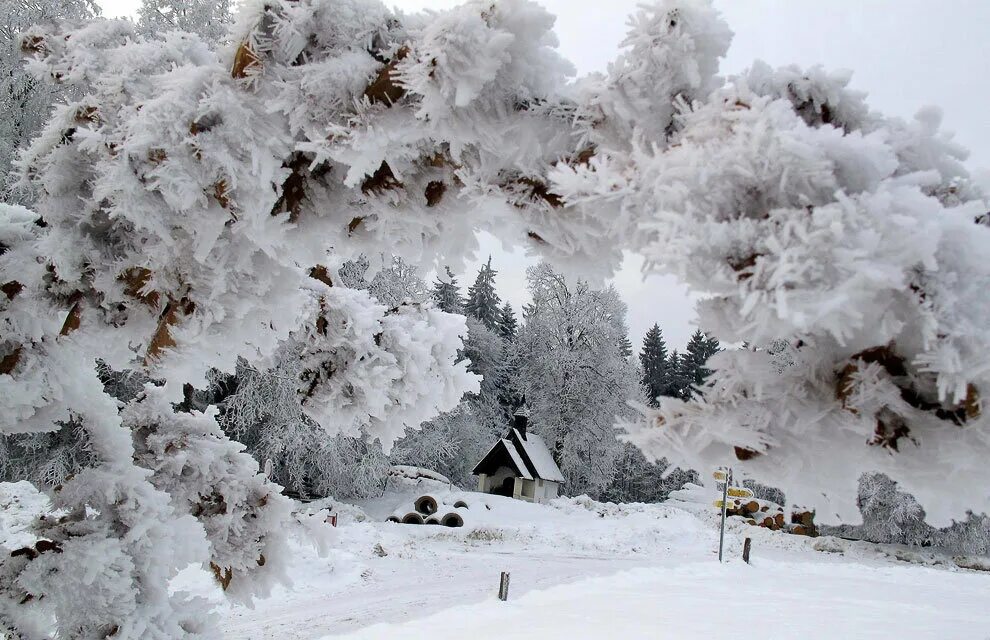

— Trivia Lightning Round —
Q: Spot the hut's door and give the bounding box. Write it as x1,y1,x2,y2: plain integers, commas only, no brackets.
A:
494,477,514,497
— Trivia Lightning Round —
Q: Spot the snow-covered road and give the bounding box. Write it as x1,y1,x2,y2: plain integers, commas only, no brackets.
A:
328,557,990,640
209,488,990,640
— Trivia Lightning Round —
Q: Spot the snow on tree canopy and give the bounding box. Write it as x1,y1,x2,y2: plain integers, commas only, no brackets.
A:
2,0,990,635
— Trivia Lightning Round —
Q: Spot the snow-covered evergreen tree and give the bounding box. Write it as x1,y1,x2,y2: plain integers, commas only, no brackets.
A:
662,350,688,399
515,264,640,497
464,256,502,331
431,267,464,315
639,324,669,407
497,301,517,341
675,329,720,399
0,0,98,204
138,0,232,43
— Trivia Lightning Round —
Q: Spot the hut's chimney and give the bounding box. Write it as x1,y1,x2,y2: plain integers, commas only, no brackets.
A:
513,405,530,439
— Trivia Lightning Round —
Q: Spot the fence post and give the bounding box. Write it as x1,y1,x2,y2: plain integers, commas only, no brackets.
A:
743,537,752,564
498,571,511,601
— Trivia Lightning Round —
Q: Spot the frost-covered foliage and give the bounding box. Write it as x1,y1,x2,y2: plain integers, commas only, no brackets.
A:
515,264,640,498
389,403,498,488
138,0,233,43
220,357,390,500
3,0,990,633
0,421,95,488
338,254,429,308
0,0,98,204
852,472,933,546
600,442,697,504
584,4,990,523
819,472,990,554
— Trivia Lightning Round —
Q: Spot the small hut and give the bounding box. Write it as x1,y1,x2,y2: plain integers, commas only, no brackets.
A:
472,406,564,504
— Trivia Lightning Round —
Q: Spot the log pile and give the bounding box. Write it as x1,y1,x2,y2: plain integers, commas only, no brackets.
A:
786,507,818,537
724,498,817,536
722,497,787,531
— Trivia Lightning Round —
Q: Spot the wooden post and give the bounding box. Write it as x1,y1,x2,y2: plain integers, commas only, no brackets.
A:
743,537,752,564
498,571,511,601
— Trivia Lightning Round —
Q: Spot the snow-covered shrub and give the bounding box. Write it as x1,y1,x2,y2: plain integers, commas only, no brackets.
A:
854,472,934,546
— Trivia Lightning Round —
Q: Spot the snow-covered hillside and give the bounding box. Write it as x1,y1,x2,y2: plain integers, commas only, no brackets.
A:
164,480,990,639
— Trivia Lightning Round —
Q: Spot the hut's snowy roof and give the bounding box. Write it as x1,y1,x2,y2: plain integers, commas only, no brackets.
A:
473,439,533,480
472,428,564,485
503,440,535,481
511,429,565,483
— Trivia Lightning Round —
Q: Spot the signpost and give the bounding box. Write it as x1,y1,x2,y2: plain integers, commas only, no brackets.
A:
716,467,731,563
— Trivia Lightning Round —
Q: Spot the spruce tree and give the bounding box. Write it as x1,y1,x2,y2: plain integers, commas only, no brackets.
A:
464,256,502,330
639,324,668,407
497,301,518,341
431,266,464,314
618,333,633,359
680,329,721,398
663,350,688,399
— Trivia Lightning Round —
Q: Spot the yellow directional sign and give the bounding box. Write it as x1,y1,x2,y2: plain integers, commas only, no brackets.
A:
714,499,741,509
712,470,728,481
727,487,755,498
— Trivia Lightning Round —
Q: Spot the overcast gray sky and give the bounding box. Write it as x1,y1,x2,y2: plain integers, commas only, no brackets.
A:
97,0,990,350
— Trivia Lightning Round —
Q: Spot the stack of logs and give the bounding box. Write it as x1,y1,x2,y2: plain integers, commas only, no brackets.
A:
723,497,817,536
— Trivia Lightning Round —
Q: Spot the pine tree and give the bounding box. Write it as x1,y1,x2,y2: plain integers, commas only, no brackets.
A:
618,333,633,359
138,0,232,42
464,256,502,330
497,301,518,341
639,324,668,407
431,266,464,314
680,329,721,398
662,350,687,399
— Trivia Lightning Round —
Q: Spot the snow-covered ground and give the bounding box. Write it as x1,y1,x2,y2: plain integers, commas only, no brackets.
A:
206,480,990,640
5,480,988,639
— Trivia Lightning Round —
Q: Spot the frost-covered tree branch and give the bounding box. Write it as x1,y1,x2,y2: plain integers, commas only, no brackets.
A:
2,0,990,635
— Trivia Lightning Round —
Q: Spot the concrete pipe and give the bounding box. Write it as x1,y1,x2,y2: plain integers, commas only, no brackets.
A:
452,500,469,509
440,512,464,528
402,512,425,525
386,515,400,523
414,495,438,516
425,515,442,525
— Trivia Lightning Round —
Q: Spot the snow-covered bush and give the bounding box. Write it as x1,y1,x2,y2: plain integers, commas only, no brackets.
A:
853,472,934,546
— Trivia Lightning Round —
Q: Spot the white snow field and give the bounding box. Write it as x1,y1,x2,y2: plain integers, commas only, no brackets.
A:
5,480,987,639
204,479,990,640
